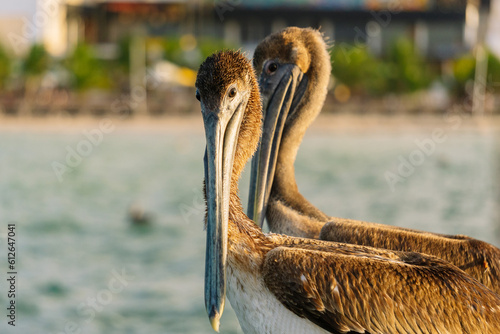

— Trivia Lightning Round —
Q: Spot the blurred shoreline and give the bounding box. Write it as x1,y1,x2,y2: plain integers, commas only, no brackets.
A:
1,113,500,133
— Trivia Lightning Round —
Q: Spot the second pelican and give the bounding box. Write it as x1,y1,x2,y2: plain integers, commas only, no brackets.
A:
248,27,500,294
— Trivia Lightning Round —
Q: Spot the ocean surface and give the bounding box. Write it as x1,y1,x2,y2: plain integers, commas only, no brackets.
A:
1,118,499,334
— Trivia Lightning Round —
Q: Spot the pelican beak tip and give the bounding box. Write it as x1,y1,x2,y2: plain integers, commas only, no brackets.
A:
209,310,222,332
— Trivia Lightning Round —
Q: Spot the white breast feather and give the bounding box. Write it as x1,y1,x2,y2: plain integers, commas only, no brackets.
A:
226,265,330,334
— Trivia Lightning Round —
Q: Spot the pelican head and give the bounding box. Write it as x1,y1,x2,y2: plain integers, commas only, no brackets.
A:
249,27,331,227
196,50,261,332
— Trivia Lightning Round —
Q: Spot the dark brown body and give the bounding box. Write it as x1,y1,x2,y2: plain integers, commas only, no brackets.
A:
321,218,500,295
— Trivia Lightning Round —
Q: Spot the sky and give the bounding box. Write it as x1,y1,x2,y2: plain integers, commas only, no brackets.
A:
488,0,500,56
0,0,37,16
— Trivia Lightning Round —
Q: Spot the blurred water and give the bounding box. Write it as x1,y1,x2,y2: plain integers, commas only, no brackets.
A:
0,122,499,334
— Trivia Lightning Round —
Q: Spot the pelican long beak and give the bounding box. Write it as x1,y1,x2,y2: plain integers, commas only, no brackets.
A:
248,64,307,227
202,93,247,332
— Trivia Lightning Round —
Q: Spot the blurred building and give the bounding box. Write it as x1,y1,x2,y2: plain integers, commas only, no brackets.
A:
63,0,195,53
221,0,470,59
37,0,485,60
0,0,495,59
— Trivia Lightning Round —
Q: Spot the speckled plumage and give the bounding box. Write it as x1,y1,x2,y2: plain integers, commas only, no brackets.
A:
252,27,500,295
321,218,500,296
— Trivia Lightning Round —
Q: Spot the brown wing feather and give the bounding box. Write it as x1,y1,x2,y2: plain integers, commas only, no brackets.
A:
263,245,500,334
320,219,500,295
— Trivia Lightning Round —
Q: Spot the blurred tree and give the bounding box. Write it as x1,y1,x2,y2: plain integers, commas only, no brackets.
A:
18,44,51,115
451,53,475,96
117,37,131,73
198,37,235,61
331,43,385,96
0,44,11,89
64,43,113,91
163,36,235,69
486,51,500,93
452,50,500,95
384,38,435,93
331,38,437,97
453,54,475,85
22,44,50,78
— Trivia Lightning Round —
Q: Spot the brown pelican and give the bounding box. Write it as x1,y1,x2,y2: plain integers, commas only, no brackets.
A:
248,27,500,294
196,50,500,333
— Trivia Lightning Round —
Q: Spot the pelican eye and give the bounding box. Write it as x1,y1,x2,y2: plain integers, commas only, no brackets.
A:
266,61,278,74
195,91,201,101
228,87,237,99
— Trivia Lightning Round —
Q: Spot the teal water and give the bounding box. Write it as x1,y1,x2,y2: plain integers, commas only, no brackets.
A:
0,122,499,334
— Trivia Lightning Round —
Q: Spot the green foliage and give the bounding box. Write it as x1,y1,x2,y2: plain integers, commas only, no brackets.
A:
64,43,113,91
22,44,50,78
163,37,186,66
452,54,475,85
384,38,434,93
116,37,131,72
198,37,235,61
331,43,398,96
163,36,235,69
331,38,436,96
0,44,11,89
487,51,500,91
331,43,378,93
452,49,500,94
